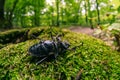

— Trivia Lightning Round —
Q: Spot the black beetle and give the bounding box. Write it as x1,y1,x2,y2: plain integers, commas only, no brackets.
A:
28,35,70,65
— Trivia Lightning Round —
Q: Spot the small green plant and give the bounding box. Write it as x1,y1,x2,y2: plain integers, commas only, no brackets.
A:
94,23,120,51
108,23,120,51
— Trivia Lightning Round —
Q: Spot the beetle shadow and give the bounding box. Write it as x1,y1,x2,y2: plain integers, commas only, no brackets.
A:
46,55,56,62
29,55,56,64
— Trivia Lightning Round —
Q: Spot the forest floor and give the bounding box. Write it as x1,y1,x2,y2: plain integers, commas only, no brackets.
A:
68,26,116,50
69,26,96,35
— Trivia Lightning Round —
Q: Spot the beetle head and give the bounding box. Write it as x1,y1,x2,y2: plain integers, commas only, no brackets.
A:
56,35,70,48
61,41,70,49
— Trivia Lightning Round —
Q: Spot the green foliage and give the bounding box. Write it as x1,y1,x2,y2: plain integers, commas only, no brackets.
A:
117,6,120,13
108,23,120,31
94,23,120,51
108,23,120,50
1,0,119,28
0,27,120,80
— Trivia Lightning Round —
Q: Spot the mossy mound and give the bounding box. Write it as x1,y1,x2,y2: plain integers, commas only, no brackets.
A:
0,27,120,80
0,27,46,44
0,44,5,49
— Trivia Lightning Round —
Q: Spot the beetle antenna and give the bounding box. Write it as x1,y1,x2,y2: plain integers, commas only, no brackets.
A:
31,34,41,40
31,34,44,43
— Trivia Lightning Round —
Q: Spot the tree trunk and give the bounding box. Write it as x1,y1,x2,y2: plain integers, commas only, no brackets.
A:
61,7,63,25
88,0,93,29
56,0,60,27
34,0,40,26
5,0,18,29
84,0,88,24
96,0,100,25
51,7,54,26
9,0,18,27
0,0,5,28
77,1,82,24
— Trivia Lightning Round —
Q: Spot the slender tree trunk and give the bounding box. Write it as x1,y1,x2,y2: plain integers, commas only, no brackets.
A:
5,0,18,28
74,1,81,24
77,0,82,25
56,0,60,27
0,0,5,28
9,0,18,28
38,0,41,26
34,9,39,26
51,7,54,26
88,0,93,29
96,0,100,25
61,7,63,25
84,0,88,24
21,9,25,27
34,0,40,26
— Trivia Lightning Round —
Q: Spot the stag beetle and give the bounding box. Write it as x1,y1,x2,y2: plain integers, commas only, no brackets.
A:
28,35,70,65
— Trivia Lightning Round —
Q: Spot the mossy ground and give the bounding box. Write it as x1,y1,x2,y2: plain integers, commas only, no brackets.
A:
0,27,120,80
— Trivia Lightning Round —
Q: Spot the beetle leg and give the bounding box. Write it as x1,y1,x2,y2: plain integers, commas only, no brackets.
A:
54,52,58,59
36,56,48,65
53,42,59,59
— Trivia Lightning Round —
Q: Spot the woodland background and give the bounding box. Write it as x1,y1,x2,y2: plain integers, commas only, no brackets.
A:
0,0,120,29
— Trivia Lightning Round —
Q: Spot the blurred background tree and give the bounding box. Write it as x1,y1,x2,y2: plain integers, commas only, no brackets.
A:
0,0,120,29
0,0,5,28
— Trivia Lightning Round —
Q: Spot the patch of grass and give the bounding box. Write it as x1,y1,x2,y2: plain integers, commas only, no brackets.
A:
0,27,120,80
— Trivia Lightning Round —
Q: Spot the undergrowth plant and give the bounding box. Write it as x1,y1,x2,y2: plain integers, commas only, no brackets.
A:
93,23,120,51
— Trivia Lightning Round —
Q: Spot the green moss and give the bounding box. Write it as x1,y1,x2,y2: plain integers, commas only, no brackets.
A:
0,27,65,44
0,27,120,80
0,44,5,49
0,28,29,44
